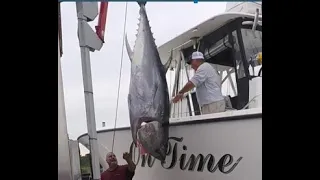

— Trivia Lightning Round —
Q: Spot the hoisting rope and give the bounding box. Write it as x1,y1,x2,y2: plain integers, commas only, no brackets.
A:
111,2,128,152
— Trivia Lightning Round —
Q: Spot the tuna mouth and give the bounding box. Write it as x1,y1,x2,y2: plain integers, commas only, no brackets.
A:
138,117,168,128
136,120,163,155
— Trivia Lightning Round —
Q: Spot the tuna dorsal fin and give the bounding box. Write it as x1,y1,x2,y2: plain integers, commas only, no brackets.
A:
125,33,133,62
164,50,173,73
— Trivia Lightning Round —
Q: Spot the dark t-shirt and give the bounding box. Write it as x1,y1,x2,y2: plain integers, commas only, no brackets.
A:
101,165,135,180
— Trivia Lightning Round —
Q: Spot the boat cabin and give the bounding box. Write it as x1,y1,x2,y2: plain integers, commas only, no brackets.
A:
157,12,262,118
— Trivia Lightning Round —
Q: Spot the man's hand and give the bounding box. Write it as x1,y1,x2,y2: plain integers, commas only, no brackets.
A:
123,152,131,161
172,81,195,104
123,152,136,172
172,93,183,103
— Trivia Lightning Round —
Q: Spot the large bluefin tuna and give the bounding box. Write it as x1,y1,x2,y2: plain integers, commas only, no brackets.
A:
125,2,172,162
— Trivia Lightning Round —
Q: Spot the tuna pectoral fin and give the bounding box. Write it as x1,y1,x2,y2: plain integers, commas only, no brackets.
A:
164,50,173,73
137,140,148,155
125,33,133,61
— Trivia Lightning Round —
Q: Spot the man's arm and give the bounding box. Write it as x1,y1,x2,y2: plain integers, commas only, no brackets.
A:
123,152,136,173
172,81,195,103
180,65,207,94
178,81,195,94
189,66,207,88
125,157,136,172
126,167,135,180
172,66,207,103
125,159,136,180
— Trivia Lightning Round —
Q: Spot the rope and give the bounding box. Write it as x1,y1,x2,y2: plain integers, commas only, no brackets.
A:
111,2,128,152
241,94,262,110
169,69,172,95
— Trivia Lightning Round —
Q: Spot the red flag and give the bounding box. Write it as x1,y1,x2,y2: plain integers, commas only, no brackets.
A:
95,2,109,42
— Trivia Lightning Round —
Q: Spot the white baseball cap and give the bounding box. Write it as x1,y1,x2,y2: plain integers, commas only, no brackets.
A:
191,51,204,60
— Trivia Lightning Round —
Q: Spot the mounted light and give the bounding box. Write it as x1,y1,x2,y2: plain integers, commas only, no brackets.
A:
192,28,198,33
257,52,262,65
190,36,200,50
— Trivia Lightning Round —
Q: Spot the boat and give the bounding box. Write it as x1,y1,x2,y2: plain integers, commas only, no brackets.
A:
76,2,262,180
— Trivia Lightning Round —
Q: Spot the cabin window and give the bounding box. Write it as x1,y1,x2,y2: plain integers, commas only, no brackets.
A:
231,30,248,79
228,22,257,109
241,26,262,77
241,28,262,59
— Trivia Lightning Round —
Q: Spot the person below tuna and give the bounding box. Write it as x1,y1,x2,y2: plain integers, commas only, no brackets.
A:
100,152,136,180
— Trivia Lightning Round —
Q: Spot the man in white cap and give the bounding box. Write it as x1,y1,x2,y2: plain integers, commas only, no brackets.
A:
172,51,225,114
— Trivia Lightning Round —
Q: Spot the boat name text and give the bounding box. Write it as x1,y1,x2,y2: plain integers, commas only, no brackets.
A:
129,137,243,174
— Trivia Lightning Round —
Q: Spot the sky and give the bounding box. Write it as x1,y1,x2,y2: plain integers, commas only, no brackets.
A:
60,2,228,146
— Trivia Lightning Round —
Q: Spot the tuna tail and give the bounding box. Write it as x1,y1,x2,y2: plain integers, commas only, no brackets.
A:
137,1,147,6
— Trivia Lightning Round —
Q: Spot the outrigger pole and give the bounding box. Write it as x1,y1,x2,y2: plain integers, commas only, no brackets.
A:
75,2,108,180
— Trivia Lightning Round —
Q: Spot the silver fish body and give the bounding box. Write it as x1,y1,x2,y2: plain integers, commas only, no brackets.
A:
126,2,170,162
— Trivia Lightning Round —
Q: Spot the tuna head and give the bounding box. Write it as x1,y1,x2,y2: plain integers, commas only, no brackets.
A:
127,2,170,163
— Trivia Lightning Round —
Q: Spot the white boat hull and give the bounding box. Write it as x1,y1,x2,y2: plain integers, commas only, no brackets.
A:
78,109,262,180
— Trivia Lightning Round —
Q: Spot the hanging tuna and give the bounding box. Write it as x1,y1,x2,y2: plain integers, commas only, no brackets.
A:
125,1,172,163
